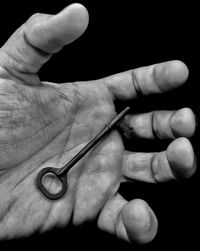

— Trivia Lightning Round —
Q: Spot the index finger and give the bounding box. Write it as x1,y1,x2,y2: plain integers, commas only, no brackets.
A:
103,60,189,100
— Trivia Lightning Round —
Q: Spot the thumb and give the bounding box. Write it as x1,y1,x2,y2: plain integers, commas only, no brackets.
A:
0,3,89,84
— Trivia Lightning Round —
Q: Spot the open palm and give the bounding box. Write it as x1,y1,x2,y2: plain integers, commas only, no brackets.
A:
0,4,196,243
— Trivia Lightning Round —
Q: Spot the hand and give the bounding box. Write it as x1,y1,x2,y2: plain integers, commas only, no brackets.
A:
0,3,196,243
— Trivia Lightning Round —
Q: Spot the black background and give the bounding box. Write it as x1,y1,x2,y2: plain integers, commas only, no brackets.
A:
0,0,199,250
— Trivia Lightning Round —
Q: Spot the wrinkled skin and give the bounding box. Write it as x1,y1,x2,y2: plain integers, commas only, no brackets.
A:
0,3,196,243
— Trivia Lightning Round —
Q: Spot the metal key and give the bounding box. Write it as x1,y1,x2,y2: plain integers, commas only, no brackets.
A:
35,107,130,200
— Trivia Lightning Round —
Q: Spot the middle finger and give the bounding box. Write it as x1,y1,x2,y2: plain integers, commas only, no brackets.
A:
122,108,195,140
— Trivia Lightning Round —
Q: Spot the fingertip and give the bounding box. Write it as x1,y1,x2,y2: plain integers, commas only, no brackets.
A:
122,199,158,244
171,108,196,137
26,3,89,54
65,3,89,34
167,137,196,179
155,60,189,91
167,60,189,84
53,3,89,45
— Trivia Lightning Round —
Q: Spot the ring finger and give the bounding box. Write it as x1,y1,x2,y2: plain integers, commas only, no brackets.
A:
122,137,196,183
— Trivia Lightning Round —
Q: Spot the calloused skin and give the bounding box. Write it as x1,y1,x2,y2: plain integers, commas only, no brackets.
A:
0,3,196,243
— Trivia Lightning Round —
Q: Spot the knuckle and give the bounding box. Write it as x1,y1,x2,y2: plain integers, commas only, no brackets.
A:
27,13,43,22
131,70,142,97
25,13,45,33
